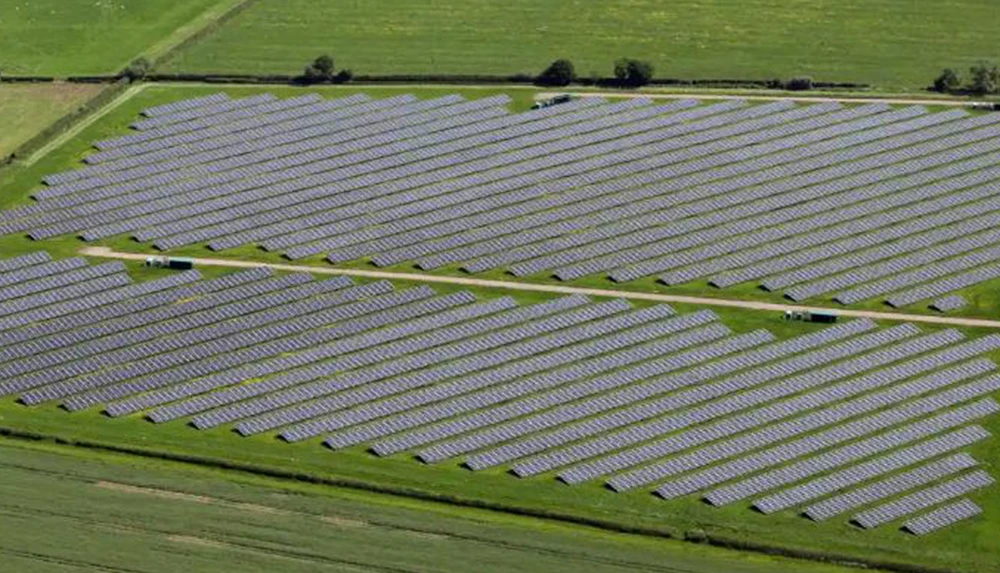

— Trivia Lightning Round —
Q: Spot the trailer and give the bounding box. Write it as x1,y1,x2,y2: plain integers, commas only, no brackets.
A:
144,256,194,270
969,102,1000,112
783,310,838,323
531,94,573,110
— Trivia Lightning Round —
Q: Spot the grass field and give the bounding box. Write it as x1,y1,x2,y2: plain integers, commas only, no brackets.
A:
0,0,237,76
0,83,104,157
0,439,872,573
158,0,1000,90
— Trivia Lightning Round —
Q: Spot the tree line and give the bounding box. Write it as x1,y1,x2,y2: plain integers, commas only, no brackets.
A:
933,63,1000,95
536,58,816,91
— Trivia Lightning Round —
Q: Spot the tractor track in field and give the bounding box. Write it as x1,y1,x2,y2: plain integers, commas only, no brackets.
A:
80,247,1000,329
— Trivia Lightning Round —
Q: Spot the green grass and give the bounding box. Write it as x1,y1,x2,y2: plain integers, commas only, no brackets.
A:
0,0,237,76
0,83,105,157
159,0,1000,91
0,438,866,573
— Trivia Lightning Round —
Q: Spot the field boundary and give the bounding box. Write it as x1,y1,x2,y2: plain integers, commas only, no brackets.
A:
2,76,994,106
17,82,143,168
0,79,132,171
81,247,1000,329
0,428,958,573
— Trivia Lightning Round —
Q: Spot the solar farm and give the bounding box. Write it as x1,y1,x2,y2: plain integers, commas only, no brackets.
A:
4,92,1000,314
4,1,1000,570
0,246,998,546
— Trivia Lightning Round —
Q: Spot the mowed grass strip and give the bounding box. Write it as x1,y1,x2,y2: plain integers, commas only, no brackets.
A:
160,0,1000,90
0,0,232,76
0,439,863,573
0,83,105,157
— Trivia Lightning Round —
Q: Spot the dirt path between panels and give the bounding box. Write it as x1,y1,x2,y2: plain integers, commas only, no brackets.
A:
81,247,1000,329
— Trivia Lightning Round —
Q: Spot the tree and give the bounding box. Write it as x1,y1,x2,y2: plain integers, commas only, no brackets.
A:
932,68,961,93
536,59,576,87
313,55,335,77
613,58,654,88
302,54,336,83
123,57,151,81
968,62,1000,95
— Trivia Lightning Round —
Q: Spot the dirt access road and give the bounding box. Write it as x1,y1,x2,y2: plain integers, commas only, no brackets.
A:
82,247,1000,329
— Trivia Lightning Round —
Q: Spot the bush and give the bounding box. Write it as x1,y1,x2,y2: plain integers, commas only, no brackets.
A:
334,69,354,83
123,57,151,81
932,68,961,93
536,59,576,87
785,76,813,91
765,78,784,90
613,58,654,88
684,528,708,543
968,62,1000,95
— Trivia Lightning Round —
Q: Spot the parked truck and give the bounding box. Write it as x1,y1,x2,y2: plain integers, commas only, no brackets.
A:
783,310,838,323
144,256,194,270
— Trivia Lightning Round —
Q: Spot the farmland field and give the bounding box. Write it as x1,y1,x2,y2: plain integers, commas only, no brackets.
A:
0,439,862,573
0,0,238,76
159,0,1000,90
0,83,104,157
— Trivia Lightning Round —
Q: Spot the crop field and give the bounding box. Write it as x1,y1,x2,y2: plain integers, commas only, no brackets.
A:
157,0,1000,90
0,250,999,572
0,0,237,76
0,83,104,157
8,89,1000,312
2,440,863,573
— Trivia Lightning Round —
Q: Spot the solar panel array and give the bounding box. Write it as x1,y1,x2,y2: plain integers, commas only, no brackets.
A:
4,93,1000,307
0,251,995,535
